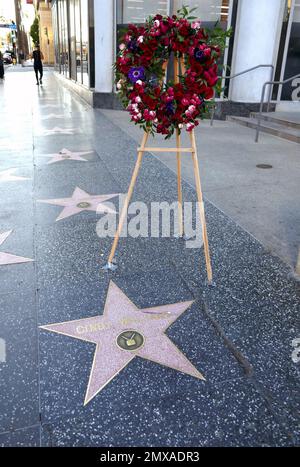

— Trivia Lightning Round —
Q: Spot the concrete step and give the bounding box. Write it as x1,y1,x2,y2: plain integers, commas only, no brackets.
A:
227,115,300,144
250,112,300,130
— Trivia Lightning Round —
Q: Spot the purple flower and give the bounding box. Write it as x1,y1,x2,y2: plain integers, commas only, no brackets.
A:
194,48,206,62
128,67,146,83
166,102,175,114
128,39,139,53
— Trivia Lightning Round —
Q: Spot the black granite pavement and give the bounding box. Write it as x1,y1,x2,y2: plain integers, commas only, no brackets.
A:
0,70,299,447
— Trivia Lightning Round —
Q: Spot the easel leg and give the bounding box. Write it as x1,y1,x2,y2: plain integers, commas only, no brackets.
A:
176,129,184,237
189,130,213,283
106,132,149,266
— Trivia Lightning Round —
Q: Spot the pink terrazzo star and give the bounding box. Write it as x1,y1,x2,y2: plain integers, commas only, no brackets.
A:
40,281,204,405
38,187,120,221
41,114,65,120
40,148,93,164
0,231,34,266
41,127,76,136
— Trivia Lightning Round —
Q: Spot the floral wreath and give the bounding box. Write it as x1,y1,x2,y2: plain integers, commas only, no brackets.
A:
115,7,229,138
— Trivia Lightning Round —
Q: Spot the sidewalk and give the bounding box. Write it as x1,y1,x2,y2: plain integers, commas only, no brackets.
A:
0,70,299,447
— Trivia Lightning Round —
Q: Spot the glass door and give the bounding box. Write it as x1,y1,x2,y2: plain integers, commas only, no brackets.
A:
275,0,300,101
281,1,300,100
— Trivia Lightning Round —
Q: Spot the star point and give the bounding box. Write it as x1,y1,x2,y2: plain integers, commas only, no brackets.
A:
0,230,34,266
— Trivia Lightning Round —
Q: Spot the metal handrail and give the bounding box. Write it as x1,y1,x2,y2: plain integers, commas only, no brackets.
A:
210,64,274,126
222,64,274,83
255,73,300,142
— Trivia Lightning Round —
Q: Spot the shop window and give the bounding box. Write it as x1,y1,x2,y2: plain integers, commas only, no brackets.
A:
81,0,89,86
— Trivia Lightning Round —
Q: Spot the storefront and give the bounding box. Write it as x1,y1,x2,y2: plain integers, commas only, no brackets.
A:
51,0,300,110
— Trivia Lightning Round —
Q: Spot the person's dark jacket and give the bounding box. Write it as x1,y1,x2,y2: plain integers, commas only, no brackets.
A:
0,53,4,79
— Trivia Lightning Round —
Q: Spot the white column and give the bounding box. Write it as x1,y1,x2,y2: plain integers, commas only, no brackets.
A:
94,0,114,92
229,0,284,102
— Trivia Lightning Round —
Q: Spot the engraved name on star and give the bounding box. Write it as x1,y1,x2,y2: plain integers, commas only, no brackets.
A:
0,169,30,183
38,187,120,221
0,231,34,266
39,148,93,164
40,281,204,405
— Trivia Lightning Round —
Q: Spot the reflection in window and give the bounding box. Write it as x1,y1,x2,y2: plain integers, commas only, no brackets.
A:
52,0,92,87
62,0,69,76
52,2,60,72
81,0,89,86
116,0,168,24
75,0,82,84
69,0,77,81
174,0,230,23
282,5,300,100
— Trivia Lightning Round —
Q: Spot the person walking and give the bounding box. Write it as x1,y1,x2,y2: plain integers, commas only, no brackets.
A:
0,52,4,80
32,44,44,85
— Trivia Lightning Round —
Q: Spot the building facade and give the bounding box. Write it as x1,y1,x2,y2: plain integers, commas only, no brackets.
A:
50,0,300,113
35,1,55,65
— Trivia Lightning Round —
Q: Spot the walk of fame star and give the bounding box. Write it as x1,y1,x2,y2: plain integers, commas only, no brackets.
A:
41,104,60,109
38,187,120,221
0,169,29,183
39,148,93,164
0,231,34,266
41,114,65,120
41,127,76,136
40,281,204,405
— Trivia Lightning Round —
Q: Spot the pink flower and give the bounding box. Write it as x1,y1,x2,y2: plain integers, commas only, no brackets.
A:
119,43,126,51
186,122,195,132
154,20,160,28
181,98,189,106
135,96,142,103
191,21,201,29
137,36,144,44
144,109,156,121
188,105,196,113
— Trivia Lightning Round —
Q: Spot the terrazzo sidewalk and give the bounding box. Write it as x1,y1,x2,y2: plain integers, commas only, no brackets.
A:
0,70,299,447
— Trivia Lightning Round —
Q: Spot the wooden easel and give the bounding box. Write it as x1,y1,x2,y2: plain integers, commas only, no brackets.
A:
105,57,213,284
